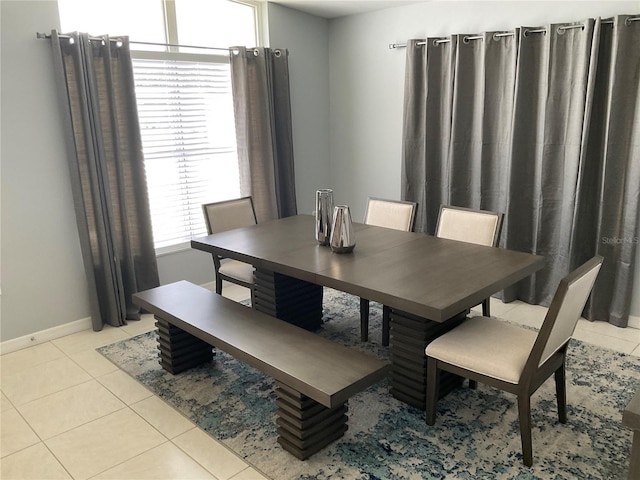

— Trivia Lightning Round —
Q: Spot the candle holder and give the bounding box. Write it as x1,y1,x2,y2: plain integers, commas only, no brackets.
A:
315,189,334,245
330,205,356,253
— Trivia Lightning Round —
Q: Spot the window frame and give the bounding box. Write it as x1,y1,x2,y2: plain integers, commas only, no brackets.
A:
163,0,263,50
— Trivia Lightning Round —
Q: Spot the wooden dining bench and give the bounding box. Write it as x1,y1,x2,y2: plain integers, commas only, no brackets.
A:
132,281,389,460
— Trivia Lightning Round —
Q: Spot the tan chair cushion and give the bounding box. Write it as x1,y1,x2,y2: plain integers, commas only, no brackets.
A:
425,316,537,384
219,259,255,284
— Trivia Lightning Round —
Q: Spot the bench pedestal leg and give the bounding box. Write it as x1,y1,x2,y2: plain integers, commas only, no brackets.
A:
155,316,214,374
275,382,348,460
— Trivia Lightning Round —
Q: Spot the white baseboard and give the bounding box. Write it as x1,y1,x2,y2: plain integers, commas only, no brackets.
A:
0,317,92,355
628,315,640,330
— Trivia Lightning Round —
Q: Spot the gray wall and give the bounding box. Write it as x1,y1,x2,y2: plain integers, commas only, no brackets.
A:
1,0,91,341
266,3,331,217
1,1,638,344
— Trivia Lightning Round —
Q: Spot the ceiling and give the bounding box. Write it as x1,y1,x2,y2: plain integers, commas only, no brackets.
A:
267,0,428,19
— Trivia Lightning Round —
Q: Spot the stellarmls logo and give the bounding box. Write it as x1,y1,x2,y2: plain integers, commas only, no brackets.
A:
601,236,639,245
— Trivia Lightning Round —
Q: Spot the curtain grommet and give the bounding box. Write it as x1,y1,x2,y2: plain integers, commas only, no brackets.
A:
463,35,470,44
253,48,259,57
625,17,633,27
274,49,282,58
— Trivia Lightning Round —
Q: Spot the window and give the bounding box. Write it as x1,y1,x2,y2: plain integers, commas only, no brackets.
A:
132,52,240,249
57,0,259,253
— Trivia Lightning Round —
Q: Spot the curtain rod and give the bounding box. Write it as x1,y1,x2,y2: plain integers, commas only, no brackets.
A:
389,16,638,49
36,32,229,52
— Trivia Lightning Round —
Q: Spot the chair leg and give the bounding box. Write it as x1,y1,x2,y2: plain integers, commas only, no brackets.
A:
215,274,223,295
482,298,490,317
426,357,440,425
469,379,477,390
517,394,533,467
382,305,391,346
360,298,370,342
555,360,567,424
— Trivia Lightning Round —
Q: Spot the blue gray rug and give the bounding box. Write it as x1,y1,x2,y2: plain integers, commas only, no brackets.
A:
98,289,639,479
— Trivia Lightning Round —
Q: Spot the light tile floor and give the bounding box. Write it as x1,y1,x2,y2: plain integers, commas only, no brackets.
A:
2,284,639,479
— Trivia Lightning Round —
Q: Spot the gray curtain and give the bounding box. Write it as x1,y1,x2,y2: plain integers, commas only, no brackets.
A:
402,15,640,326
51,31,159,331
229,46,297,223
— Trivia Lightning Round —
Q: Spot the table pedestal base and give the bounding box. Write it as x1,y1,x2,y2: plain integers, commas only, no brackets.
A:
254,268,323,330
275,381,348,460
389,309,467,410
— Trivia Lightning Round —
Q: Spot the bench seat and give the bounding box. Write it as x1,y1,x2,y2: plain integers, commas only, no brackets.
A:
132,281,389,459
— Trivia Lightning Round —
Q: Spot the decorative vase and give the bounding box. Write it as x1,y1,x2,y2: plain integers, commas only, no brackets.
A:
315,189,334,246
330,205,356,253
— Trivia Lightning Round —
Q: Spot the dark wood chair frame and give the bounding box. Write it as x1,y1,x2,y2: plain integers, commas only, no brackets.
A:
425,256,604,467
202,196,257,303
360,197,418,346
435,204,504,317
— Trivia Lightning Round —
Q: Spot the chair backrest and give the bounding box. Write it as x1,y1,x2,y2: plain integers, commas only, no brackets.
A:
532,256,603,368
363,197,417,232
435,205,503,247
202,197,257,235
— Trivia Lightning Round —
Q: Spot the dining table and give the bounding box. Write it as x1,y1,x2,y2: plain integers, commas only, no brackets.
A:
191,214,545,409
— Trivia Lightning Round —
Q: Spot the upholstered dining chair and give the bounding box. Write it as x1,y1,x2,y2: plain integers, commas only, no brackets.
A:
360,197,417,346
202,197,257,303
425,255,603,467
435,205,503,317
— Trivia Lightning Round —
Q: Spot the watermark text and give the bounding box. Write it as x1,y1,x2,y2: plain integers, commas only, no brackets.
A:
601,236,639,245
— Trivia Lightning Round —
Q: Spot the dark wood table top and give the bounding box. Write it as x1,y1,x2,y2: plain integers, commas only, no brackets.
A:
191,215,545,322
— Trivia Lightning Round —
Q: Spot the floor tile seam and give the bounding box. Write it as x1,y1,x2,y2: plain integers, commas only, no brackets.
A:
13,377,100,412
125,398,181,442
583,332,640,349
131,391,200,431
229,467,270,480
575,323,640,343
574,329,639,348
30,403,131,443
37,439,75,479
0,341,67,369
1,406,45,456
41,408,171,479
83,439,175,480
170,428,230,479
0,387,18,411
67,347,122,380
0,439,70,475
94,370,155,406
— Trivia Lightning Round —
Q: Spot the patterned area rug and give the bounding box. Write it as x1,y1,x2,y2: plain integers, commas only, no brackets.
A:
98,289,639,479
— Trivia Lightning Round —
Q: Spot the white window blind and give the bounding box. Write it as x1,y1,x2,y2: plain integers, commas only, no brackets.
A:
132,54,241,252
